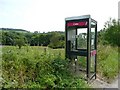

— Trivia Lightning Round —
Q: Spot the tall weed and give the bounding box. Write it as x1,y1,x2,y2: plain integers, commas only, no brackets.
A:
97,45,118,83
2,46,89,88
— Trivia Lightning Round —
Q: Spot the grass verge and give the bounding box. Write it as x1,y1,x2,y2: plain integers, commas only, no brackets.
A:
97,45,118,83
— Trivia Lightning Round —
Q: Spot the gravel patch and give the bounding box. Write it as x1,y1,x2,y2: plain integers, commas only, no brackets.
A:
90,74,120,89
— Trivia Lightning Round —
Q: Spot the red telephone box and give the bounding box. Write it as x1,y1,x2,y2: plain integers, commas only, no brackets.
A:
65,15,97,81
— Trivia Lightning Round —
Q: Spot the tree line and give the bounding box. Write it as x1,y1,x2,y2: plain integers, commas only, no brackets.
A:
0,31,65,49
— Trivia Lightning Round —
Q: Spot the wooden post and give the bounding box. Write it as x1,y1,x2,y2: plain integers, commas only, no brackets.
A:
44,48,46,54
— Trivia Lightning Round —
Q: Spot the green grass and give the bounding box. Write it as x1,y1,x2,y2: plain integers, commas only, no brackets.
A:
2,46,89,88
97,45,118,83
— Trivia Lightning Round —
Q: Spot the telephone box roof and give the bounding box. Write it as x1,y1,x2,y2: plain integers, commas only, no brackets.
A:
65,15,91,21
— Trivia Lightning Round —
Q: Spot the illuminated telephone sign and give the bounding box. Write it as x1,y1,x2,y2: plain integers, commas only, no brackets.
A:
67,21,88,27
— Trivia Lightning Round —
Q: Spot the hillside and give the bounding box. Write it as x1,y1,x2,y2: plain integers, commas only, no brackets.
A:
0,28,29,33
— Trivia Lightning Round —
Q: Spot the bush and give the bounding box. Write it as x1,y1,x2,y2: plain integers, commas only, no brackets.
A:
98,19,120,46
97,45,118,83
48,33,65,49
48,41,65,49
2,46,89,88
15,38,25,49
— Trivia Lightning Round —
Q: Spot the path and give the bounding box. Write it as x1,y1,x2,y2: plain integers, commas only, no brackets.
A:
90,74,119,89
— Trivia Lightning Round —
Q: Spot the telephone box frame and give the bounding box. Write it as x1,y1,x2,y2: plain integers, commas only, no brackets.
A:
65,15,97,81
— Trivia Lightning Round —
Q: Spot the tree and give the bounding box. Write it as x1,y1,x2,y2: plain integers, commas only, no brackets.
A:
15,38,25,49
48,33,65,49
38,34,50,46
24,33,32,45
1,31,15,45
104,19,120,46
99,18,120,46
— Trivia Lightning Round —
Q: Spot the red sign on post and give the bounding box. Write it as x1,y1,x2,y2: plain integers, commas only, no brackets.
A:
67,21,88,27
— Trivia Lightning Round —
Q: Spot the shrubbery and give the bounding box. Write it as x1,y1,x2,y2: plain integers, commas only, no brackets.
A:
98,19,120,46
2,46,89,88
97,18,119,83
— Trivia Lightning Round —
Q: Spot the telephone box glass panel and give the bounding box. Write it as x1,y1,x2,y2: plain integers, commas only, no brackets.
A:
67,28,76,51
91,28,95,50
77,28,87,49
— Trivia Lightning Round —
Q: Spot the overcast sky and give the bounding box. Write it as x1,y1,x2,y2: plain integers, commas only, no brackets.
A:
0,0,119,32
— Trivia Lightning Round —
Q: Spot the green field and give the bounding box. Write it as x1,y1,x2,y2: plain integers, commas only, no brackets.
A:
1,45,118,88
